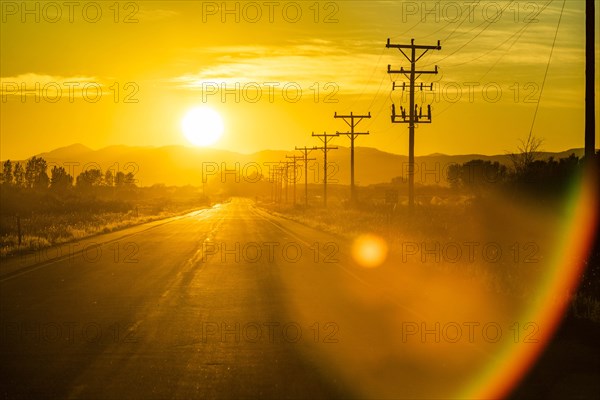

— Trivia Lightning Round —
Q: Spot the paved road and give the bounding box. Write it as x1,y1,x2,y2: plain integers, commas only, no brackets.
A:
0,198,551,399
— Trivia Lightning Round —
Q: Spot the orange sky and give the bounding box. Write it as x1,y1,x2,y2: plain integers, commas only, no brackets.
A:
1,0,599,160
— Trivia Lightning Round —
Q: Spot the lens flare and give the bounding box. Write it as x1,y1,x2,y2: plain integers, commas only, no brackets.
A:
351,234,389,268
467,166,600,399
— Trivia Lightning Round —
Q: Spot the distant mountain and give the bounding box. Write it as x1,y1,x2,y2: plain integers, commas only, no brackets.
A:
2,144,586,187
37,143,92,159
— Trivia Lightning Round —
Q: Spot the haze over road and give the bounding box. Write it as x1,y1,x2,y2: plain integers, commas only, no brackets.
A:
1,198,524,399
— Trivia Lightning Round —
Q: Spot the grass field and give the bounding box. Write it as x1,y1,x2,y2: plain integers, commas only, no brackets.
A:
259,192,600,322
0,187,210,258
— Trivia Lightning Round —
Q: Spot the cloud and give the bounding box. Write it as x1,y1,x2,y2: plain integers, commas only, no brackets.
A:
165,42,386,96
136,7,179,22
163,0,587,105
1,73,106,100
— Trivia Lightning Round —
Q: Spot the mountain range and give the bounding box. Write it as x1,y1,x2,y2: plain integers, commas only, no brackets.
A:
4,144,586,187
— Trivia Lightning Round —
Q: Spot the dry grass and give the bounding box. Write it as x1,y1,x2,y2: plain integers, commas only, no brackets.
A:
570,294,600,322
259,194,572,305
0,205,203,258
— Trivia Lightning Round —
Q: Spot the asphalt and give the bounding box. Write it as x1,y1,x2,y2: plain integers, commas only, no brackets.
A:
1,198,597,399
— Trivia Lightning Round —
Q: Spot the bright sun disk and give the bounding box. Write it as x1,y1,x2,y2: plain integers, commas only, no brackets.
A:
181,107,224,146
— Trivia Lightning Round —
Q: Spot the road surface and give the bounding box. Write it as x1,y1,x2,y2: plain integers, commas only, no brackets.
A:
0,198,578,399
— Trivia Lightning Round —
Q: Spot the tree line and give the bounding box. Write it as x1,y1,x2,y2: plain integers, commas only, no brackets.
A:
447,155,576,190
446,151,597,197
0,157,136,191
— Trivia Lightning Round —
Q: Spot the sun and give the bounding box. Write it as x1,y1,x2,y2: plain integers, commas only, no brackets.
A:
181,107,224,146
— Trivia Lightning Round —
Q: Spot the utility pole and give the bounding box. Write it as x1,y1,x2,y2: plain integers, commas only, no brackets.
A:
386,38,441,209
585,0,595,160
295,146,317,206
279,165,286,203
280,162,287,204
272,166,279,203
269,166,276,203
312,131,339,207
274,165,285,203
286,154,303,206
282,160,294,204
334,111,371,204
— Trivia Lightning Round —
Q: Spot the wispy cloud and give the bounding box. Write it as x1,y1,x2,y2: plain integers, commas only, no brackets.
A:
165,28,583,102
136,7,179,22
165,42,385,95
1,73,107,100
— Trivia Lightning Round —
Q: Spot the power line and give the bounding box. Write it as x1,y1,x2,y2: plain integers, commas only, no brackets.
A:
386,38,441,209
281,160,295,204
311,132,339,207
432,1,555,120
441,0,483,42
442,0,554,68
295,146,317,206
285,154,302,206
528,0,566,137
585,0,596,158
422,0,517,66
346,45,388,111
334,111,371,203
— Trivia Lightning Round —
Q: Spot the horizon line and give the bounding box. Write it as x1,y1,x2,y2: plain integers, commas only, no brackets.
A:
0,142,590,162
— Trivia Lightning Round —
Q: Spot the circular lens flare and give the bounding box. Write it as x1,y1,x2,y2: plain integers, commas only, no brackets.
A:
352,233,389,268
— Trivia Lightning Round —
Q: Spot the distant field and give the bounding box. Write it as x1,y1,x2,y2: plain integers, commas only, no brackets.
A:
0,187,209,258
259,192,600,322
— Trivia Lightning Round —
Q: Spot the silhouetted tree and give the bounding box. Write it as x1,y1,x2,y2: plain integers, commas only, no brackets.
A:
507,133,544,174
25,156,49,190
447,160,507,191
115,171,136,188
13,162,25,188
1,160,13,186
104,170,114,187
76,169,103,189
115,171,125,187
50,166,74,191
510,153,581,195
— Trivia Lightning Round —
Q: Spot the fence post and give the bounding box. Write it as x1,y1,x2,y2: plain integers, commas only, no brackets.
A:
16,214,22,247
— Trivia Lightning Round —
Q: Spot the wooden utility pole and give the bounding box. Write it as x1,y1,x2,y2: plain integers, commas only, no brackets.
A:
281,161,294,204
585,0,596,159
269,167,276,203
334,111,371,204
386,38,441,209
286,154,303,206
274,165,285,203
295,146,317,206
312,132,339,207
272,166,279,203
